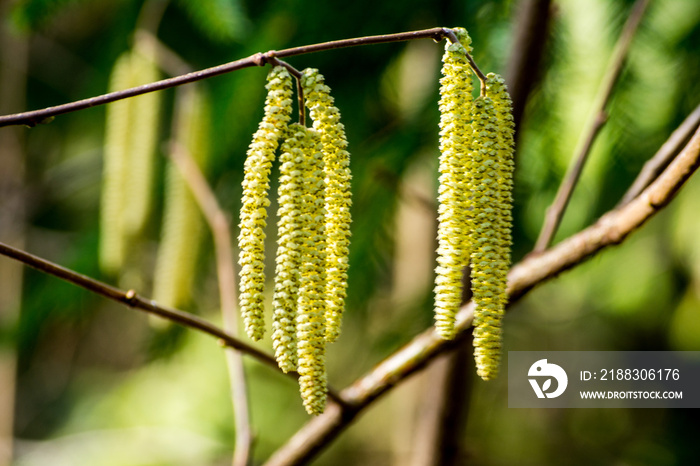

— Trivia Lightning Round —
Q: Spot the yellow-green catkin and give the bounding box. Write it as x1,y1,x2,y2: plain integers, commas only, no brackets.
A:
152,86,210,311
99,52,132,275
434,29,474,340
271,124,307,373
294,125,328,415
301,68,352,343
238,66,294,341
470,78,514,380
486,73,515,283
123,37,162,238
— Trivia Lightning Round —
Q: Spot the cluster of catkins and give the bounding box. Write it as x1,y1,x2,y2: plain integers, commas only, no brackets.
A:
433,28,515,381
238,66,352,415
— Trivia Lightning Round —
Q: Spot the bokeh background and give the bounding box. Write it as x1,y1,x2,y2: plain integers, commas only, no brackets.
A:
1,0,700,464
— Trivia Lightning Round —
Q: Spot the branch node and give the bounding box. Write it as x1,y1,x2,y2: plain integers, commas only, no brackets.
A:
125,289,138,306
443,28,459,44
252,52,267,67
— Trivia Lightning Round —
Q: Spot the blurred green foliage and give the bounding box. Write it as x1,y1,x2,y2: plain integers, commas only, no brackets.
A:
1,0,700,464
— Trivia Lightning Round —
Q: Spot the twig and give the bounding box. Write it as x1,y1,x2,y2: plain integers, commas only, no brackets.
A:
0,27,456,128
168,140,253,466
442,28,487,93
264,125,700,466
533,0,651,252
619,102,700,206
0,241,269,359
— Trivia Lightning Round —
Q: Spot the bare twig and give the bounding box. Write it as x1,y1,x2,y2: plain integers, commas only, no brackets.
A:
0,27,457,128
264,126,700,466
533,0,651,252
169,141,253,466
0,241,263,356
620,102,700,205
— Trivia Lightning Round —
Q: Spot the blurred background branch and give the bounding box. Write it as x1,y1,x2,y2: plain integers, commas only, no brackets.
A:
534,0,651,252
169,139,253,466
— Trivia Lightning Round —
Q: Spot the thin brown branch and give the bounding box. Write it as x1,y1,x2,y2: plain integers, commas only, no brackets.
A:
0,241,260,356
169,141,253,466
533,0,651,252
620,102,700,206
0,27,455,128
264,125,700,466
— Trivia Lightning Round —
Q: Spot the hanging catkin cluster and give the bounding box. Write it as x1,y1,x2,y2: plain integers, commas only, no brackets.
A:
238,67,352,415
434,28,515,381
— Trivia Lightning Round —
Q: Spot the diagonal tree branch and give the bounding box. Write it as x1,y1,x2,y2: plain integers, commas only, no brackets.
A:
264,125,700,466
534,0,651,252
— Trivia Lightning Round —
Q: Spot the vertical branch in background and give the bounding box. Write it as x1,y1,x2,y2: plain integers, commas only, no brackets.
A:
505,0,553,136
409,280,474,466
0,9,28,465
533,0,651,252
169,142,253,466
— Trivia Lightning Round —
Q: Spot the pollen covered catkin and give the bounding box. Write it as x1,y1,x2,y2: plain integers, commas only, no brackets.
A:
469,87,513,381
434,30,474,340
293,125,328,415
470,73,514,380
238,66,294,341
301,68,352,343
271,125,307,373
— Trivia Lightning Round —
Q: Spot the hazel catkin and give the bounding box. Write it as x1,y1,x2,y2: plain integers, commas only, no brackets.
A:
469,73,514,380
99,52,133,275
434,32,474,340
292,125,328,415
271,125,306,373
301,68,353,344
238,66,294,341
